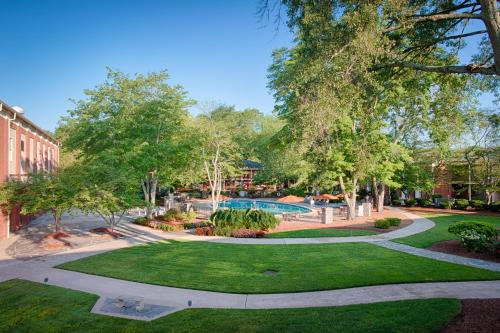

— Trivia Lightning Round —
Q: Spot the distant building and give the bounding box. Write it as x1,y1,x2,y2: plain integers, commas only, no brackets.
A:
0,100,59,240
224,160,263,191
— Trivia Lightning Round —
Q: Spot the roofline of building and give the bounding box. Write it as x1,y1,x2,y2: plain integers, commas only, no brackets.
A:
0,100,58,144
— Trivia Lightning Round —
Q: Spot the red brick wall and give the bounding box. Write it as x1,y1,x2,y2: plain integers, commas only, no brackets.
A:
0,116,8,239
0,114,59,240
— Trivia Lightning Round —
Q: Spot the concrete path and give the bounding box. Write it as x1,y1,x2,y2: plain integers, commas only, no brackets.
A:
140,209,436,245
373,240,500,272
1,208,499,321
16,267,500,320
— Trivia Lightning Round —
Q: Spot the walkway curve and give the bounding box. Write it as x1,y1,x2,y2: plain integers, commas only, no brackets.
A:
1,209,499,321
142,208,436,245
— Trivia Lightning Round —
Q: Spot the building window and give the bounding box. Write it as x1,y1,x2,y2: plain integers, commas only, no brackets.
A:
29,138,34,173
20,134,26,174
9,129,17,175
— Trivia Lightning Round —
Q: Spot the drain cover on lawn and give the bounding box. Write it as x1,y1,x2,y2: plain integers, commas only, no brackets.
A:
263,269,279,276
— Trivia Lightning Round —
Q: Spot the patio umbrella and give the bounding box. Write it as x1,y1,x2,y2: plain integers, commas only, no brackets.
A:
277,195,305,203
313,193,343,201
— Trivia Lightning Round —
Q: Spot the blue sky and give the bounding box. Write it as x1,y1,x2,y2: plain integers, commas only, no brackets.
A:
0,0,496,131
1,0,292,131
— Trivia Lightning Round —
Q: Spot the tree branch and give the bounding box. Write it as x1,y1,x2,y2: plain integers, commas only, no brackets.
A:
387,12,483,32
375,61,497,75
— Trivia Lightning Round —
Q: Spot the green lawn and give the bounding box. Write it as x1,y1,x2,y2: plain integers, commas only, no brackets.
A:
0,279,460,333
266,228,377,238
58,240,500,293
395,213,500,248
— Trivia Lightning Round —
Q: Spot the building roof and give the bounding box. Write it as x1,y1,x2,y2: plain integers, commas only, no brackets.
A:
0,100,58,144
242,159,263,170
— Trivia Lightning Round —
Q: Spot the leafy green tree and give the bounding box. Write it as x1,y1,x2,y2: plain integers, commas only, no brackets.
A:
0,179,26,234
20,171,77,233
193,105,243,211
267,0,500,77
59,69,194,219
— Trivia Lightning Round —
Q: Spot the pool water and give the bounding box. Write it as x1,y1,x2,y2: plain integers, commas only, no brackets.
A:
219,200,311,214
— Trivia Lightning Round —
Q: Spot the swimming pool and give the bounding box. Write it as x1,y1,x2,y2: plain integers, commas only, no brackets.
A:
218,200,311,214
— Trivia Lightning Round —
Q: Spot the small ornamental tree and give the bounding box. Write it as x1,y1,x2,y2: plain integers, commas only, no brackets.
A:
0,179,26,231
75,185,142,233
20,172,76,233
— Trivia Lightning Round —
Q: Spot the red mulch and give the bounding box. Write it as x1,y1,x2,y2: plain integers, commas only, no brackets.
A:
89,227,124,239
441,299,500,333
428,240,500,263
43,232,72,240
42,238,72,250
403,207,500,217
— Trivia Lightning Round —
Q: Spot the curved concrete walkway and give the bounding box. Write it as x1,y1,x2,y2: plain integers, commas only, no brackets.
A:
175,209,436,244
1,208,499,321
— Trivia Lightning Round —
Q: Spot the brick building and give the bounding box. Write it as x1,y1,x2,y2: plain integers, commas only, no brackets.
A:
0,100,59,240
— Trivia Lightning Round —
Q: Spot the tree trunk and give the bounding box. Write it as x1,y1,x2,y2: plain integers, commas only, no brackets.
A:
53,212,61,233
339,176,357,221
468,162,473,201
479,0,500,75
142,172,158,219
372,177,385,212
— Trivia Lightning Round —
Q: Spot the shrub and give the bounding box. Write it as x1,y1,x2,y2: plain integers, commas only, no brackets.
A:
149,221,176,232
163,208,183,222
469,200,485,210
453,199,470,210
210,209,246,228
431,194,442,199
391,199,402,207
448,222,498,252
181,211,197,223
213,225,233,237
385,217,401,226
439,199,453,209
244,209,280,230
415,198,432,207
134,217,151,226
195,226,213,236
255,230,266,238
489,201,500,212
231,228,257,238
184,221,213,229
374,219,391,229
405,199,417,207
210,208,280,232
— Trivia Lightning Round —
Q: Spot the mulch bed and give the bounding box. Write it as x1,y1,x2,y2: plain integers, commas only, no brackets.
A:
441,299,500,333
403,207,500,217
89,227,124,239
42,232,72,240
428,240,500,263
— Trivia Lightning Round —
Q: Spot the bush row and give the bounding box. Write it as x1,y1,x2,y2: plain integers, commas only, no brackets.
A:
396,198,500,211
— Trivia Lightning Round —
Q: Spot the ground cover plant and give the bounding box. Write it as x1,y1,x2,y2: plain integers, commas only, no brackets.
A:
58,241,500,294
395,213,500,248
0,279,460,333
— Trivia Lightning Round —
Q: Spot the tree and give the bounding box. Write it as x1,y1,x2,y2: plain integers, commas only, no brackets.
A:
75,185,140,233
59,69,194,219
20,171,76,233
0,179,26,234
460,110,500,202
267,0,500,77
193,105,243,212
